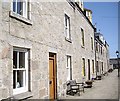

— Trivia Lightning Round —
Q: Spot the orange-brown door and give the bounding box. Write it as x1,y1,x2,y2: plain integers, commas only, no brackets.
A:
49,53,56,99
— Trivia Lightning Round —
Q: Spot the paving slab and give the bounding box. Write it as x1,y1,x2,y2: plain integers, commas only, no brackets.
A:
61,69,119,100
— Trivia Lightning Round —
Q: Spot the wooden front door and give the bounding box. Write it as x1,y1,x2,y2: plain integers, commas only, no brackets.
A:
49,53,56,99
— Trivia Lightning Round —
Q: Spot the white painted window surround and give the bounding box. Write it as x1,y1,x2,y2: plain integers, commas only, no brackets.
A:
65,14,71,40
12,0,30,19
13,47,29,95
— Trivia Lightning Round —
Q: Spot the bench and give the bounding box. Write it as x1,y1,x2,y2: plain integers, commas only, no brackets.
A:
66,80,84,96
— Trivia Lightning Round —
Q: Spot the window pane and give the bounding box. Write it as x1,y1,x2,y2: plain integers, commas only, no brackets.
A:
13,70,16,89
91,37,93,50
13,51,17,68
17,2,23,15
96,61,99,72
13,47,29,93
17,70,24,88
19,52,25,68
65,15,67,27
13,0,16,12
81,28,84,46
65,14,70,39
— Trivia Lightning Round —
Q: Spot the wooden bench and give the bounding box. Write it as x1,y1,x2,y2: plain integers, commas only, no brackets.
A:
66,80,84,96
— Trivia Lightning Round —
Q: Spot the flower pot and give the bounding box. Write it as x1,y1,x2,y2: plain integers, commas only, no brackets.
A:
84,80,93,88
97,75,101,80
85,80,93,85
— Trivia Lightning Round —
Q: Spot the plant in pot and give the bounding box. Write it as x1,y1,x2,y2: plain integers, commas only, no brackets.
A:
97,75,102,80
85,80,93,88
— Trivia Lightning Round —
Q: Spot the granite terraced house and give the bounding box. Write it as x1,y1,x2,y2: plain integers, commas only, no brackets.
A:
0,0,109,100
95,32,109,77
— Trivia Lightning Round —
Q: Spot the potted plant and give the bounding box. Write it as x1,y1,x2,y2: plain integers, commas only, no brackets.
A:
97,75,102,80
85,80,93,85
85,80,93,88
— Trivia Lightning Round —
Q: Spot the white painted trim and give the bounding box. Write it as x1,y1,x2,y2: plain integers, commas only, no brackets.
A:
11,0,31,19
13,48,29,95
64,11,70,18
66,53,73,57
11,0,13,11
48,47,57,54
64,11,71,39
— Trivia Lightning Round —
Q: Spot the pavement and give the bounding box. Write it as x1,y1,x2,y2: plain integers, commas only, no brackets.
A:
61,69,119,100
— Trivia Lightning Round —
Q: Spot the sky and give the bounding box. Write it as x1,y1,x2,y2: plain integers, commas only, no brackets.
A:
84,2,118,58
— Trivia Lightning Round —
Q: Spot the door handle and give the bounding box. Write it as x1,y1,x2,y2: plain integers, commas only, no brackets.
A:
49,80,52,84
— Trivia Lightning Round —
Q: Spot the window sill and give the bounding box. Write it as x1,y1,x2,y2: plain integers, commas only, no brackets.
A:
65,37,72,43
9,11,33,25
12,91,33,100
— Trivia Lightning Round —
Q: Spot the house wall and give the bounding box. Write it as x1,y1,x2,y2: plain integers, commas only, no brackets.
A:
0,0,2,99
104,44,110,72
95,39,109,76
1,1,95,100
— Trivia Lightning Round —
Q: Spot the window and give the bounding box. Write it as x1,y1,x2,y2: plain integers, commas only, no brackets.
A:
92,60,94,73
91,37,93,50
99,45,100,52
101,46,102,54
82,58,85,76
13,47,29,95
102,62,103,73
96,42,98,52
96,61,99,72
86,11,89,17
81,28,85,46
65,14,71,40
12,0,29,19
66,56,72,80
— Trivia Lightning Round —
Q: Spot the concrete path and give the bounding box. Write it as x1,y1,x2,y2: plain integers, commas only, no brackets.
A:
62,69,119,99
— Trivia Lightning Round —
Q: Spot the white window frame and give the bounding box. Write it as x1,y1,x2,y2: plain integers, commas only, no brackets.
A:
13,47,29,95
12,0,29,19
66,55,72,80
65,14,71,40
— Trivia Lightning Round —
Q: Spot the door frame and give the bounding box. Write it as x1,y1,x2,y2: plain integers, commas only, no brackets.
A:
49,52,57,99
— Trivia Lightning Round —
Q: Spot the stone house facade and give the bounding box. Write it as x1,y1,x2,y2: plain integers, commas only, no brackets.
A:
95,32,109,76
0,0,108,100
